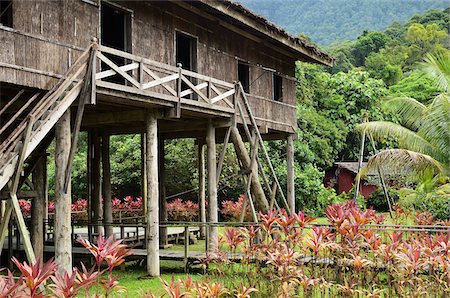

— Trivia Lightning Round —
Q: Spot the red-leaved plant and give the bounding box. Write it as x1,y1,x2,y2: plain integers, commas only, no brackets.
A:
0,235,132,297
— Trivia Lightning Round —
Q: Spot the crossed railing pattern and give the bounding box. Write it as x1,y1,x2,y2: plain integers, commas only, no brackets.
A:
95,45,236,116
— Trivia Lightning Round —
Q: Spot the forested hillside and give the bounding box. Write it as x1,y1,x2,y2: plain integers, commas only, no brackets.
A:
238,0,449,45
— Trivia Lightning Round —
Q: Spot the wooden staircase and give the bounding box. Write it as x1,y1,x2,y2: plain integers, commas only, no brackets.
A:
0,47,93,192
0,45,94,264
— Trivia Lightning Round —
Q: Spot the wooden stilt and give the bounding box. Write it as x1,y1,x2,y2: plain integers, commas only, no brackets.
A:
31,154,46,262
55,110,72,273
87,129,93,241
92,130,102,233
158,138,168,247
102,134,113,237
145,110,160,277
141,134,148,215
198,140,206,238
286,135,295,213
206,122,218,253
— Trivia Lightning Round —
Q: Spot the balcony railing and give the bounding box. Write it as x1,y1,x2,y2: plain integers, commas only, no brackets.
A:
94,45,236,117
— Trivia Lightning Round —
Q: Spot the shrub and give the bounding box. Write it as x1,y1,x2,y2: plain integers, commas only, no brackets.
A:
398,182,450,220
366,188,399,212
220,195,252,221
166,198,199,221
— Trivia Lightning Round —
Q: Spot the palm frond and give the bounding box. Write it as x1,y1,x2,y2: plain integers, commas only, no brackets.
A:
361,149,446,179
356,121,440,159
422,51,450,93
382,96,427,130
418,94,450,165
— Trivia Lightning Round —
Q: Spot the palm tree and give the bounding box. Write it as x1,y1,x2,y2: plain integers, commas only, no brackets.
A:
357,51,450,179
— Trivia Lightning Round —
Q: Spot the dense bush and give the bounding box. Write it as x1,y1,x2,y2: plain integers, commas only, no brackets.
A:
220,195,252,222
366,188,399,212
166,198,199,221
398,181,450,220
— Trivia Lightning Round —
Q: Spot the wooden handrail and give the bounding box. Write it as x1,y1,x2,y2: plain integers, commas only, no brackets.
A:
95,44,236,110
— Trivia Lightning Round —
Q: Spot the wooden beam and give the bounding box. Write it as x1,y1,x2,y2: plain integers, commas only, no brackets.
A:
63,48,95,193
146,110,160,277
54,110,72,274
206,122,218,253
0,190,38,199
0,89,24,116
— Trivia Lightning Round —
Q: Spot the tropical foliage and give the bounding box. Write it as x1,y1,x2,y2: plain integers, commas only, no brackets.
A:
0,235,132,297
357,51,450,179
146,202,450,297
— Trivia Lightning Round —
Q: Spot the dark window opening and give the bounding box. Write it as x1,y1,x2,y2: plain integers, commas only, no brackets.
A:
0,0,13,28
238,62,250,93
273,74,283,102
176,32,197,99
176,32,197,71
101,3,131,84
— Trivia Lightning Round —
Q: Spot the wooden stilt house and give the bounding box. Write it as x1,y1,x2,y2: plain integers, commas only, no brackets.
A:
0,0,333,276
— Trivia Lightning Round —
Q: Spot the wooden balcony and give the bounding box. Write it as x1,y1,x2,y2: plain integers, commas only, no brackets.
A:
92,45,296,136
93,45,237,119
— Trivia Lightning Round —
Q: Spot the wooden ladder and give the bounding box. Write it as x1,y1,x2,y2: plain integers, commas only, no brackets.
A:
0,44,95,263
233,83,291,217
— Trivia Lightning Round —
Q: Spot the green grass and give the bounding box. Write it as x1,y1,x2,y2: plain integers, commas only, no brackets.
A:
92,261,202,297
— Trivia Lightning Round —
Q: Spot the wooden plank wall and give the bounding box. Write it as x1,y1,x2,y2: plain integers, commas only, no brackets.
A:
0,0,297,133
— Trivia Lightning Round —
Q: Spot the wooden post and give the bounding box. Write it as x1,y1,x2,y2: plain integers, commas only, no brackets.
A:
146,110,160,277
87,130,93,241
206,122,218,253
158,138,168,247
31,154,46,263
286,135,295,213
92,130,102,233
230,127,269,212
102,134,113,237
55,110,72,274
198,140,206,238
141,134,148,215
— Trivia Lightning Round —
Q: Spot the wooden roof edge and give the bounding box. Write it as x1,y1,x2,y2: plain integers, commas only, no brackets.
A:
197,0,335,66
